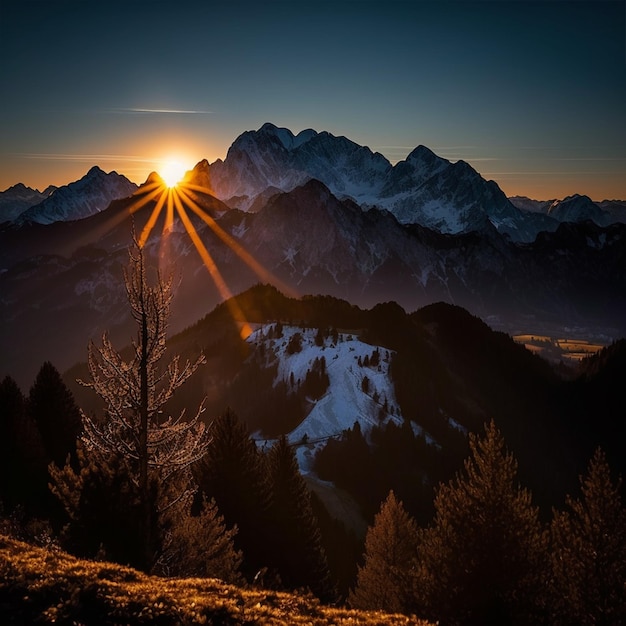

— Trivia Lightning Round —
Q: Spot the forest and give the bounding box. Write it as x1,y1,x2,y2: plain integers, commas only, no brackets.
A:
1,243,625,625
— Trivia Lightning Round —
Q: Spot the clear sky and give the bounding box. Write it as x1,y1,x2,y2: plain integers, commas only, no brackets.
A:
1,0,625,200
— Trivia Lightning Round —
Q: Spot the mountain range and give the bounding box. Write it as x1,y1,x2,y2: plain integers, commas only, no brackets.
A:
2,166,137,226
1,123,625,392
3,123,625,236
0,183,56,223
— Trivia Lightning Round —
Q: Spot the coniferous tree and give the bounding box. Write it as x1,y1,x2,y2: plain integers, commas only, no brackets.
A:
413,421,548,625
29,361,82,468
51,241,209,571
315,326,325,347
194,408,272,580
0,376,47,514
265,436,335,600
50,442,156,568
549,448,626,625
349,490,419,614
161,496,243,584
314,421,376,516
286,332,303,355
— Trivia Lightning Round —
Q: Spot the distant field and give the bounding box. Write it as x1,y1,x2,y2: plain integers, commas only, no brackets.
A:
513,334,605,363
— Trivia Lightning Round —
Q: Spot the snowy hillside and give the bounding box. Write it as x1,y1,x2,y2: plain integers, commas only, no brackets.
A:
246,324,403,471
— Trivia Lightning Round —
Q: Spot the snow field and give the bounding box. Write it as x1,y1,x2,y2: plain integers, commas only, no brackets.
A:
247,324,403,471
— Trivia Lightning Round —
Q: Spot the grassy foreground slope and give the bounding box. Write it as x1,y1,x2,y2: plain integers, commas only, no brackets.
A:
0,535,429,625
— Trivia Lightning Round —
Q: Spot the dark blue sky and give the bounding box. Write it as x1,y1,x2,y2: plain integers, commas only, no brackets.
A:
1,0,624,199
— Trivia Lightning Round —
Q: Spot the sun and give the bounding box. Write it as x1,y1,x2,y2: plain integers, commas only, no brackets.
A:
160,160,187,188
126,154,297,339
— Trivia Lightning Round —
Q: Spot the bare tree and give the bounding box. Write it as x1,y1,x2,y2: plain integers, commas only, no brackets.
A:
80,239,208,566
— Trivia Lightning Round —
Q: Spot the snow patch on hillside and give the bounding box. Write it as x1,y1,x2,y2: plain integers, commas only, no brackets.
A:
247,324,403,471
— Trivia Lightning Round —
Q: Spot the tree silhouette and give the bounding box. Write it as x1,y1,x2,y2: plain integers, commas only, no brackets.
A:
413,421,548,625
162,495,243,584
349,490,419,614
29,361,82,468
50,443,155,568
265,435,335,600
0,376,47,514
54,240,208,570
194,408,272,580
549,448,626,625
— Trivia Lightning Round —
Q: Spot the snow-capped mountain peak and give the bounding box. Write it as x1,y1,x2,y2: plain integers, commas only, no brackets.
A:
405,144,448,173
16,167,138,226
257,122,318,151
205,123,555,241
0,183,56,223
547,193,609,226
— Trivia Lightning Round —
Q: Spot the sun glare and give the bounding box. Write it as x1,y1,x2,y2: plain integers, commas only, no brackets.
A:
160,160,186,188
124,159,298,339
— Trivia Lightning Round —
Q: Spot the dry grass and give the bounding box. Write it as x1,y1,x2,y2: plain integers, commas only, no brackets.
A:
0,534,431,625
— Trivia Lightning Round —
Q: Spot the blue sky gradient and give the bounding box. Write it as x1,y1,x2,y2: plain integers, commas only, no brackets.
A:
1,0,624,199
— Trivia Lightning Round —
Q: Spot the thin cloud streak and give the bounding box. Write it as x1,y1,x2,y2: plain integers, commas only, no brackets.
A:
483,171,622,177
15,153,157,163
109,108,213,115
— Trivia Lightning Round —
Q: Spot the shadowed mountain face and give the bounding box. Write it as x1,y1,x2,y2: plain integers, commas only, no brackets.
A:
61,283,626,520
1,174,625,390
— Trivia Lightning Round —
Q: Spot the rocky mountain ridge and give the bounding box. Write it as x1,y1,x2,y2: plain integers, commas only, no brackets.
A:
1,175,625,389
3,124,623,241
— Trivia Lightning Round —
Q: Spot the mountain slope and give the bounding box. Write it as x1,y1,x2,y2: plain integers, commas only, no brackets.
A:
2,178,626,390
245,323,403,471
547,194,610,225
16,166,137,225
64,283,625,519
0,183,55,223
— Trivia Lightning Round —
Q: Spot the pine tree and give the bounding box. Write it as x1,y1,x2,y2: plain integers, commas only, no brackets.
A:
286,332,303,355
0,376,48,514
52,240,209,571
160,496,243,584
50,442,155,568
549,448,626,625
194,408,272,580
29,361,82,468
315,326,325,347
413,421,548,625
349,490,419,614
265,436,335,600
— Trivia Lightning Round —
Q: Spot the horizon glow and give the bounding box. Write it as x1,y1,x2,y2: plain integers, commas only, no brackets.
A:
1,1,624,201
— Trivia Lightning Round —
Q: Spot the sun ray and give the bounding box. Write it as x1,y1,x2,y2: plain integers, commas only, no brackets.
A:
164,189,175,235
171,192,253,338
176,184,298,297
73,168,291,340
138,188,169,248
126,185,165,215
